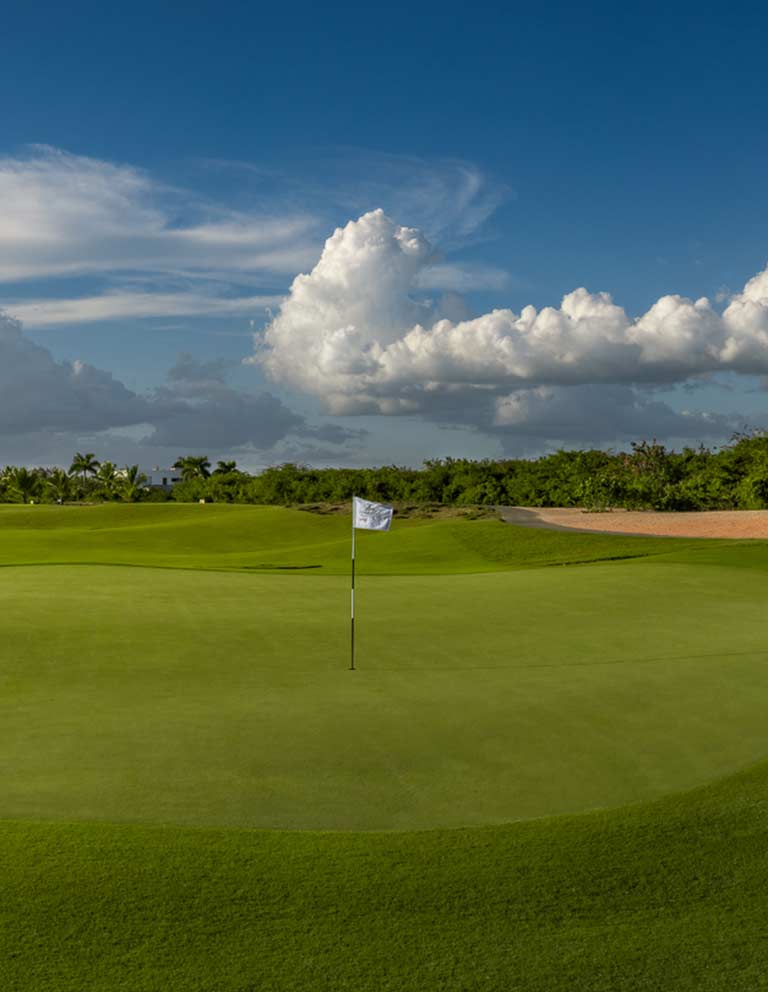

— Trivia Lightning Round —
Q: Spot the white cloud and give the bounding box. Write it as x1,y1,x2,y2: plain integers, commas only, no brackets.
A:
272,150,508,246
0,146,316,283
720,268,768,368
360,155,508,245
256,210,768,434
7,290,282,328
0,147,512,328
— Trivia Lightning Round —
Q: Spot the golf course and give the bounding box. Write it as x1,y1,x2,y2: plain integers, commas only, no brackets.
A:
3,503,768,990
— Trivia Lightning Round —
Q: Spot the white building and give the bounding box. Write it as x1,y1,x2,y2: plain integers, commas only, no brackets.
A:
141,467,183,491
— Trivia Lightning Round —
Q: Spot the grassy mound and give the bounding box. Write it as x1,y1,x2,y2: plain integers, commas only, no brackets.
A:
0,502,717,573
3,759,768,991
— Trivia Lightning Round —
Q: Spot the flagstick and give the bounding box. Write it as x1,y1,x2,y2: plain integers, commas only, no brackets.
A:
350,498,356,671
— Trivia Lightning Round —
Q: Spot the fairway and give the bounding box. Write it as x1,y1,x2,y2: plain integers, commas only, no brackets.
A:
3,504,768,988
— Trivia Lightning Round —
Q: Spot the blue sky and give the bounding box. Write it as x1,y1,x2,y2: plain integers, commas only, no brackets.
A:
2,0,768,468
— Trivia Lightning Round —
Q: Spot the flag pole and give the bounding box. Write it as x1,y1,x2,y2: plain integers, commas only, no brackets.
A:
350,496,356,671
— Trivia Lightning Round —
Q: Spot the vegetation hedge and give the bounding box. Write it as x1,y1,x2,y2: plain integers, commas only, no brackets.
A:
4,432,768,510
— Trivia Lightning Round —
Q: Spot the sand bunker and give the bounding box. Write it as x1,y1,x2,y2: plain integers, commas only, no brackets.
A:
500,507,768,539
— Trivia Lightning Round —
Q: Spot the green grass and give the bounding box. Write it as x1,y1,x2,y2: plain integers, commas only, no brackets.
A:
3,761,768,991
2,504,768,989
3,559,768,831
0,501,719,573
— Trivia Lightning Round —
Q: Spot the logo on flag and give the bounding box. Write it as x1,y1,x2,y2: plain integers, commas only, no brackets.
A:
353,496,394,531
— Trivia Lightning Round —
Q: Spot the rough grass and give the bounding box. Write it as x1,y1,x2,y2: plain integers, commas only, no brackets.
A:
2,504,768,989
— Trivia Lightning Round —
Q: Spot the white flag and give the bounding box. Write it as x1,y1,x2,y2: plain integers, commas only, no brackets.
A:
353,496,394,531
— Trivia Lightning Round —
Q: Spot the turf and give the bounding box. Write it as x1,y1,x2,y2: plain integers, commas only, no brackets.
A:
2,504,768,988
3,761,768,991
4,556,768,829
0,502,718,573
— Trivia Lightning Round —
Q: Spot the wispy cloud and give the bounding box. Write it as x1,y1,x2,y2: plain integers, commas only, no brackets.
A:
0,146,318,284
287,149,510,246
8,290,283,328
0,146,513,328
415,263,511,293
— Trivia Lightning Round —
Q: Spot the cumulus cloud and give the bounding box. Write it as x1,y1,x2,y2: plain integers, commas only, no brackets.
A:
0,312,147,433
0,313,317,461
492,385,730,450
166,353,232,385
143,355,304,449
143,388,303,450
256,209,768,438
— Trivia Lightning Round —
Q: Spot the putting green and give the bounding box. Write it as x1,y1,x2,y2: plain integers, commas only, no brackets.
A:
2,507,768,829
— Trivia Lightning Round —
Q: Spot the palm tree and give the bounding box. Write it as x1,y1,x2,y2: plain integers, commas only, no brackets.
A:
213,460,238,474
95,461,119,500
7,466,41,504
119,465,148,503
172,455,211,481
46,468,72,503
69,452,100,494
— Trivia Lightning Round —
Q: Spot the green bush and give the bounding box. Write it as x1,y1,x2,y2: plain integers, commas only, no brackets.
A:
5,432,768,510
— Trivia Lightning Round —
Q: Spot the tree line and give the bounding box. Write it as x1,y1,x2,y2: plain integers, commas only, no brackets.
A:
2,433,768,510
